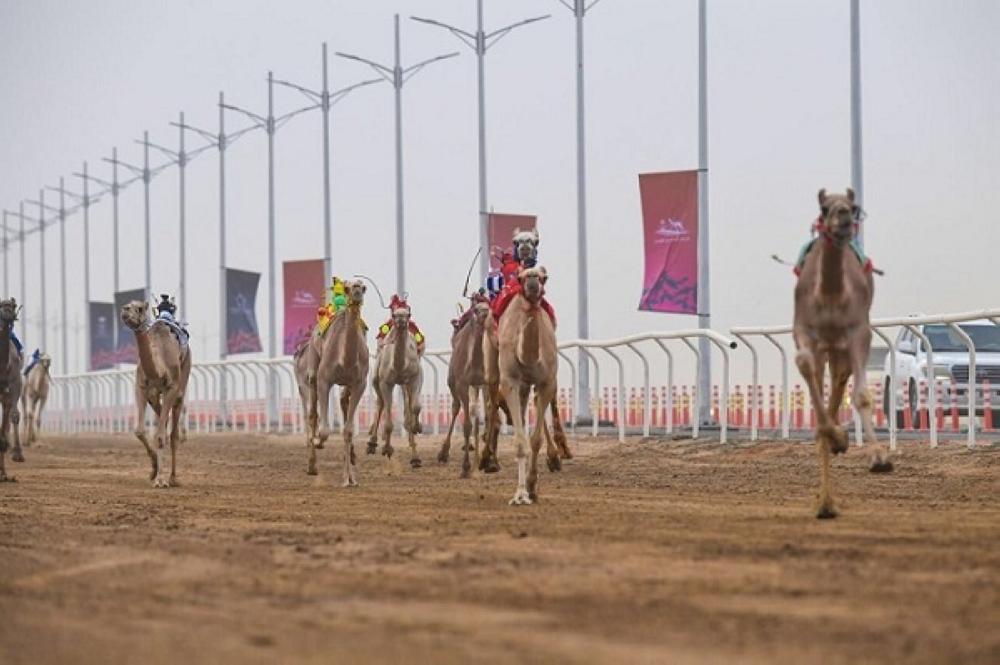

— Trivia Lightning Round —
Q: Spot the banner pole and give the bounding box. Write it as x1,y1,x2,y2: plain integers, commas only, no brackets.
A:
850,0,864,249
697,0,712,426
218,91,229,427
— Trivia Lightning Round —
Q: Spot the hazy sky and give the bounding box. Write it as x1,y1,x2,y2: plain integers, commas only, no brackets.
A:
1,0,998,386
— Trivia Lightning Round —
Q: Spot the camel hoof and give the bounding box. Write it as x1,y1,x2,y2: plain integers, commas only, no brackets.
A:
509,490,533,506
0,473,15,483
11,449,24,463
314,440,325,450
481,459,501,474
870,459,894,474
410,458,422,469
546,456,561,473
366,442,378,455
461,443,472,452
169,476,181,488
342,479,359,488
437,448,450,464
816,505,838,519
460,464,471,479
830,427,849,455
152,477,171,489
381,445,394,459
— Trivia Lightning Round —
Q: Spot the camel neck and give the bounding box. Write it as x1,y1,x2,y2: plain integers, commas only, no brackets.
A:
519,306,541,366
339,305,361,366
0,321,11,375
819,240,847,298
134,326,159,378
392,323,407,373
469,319,485,370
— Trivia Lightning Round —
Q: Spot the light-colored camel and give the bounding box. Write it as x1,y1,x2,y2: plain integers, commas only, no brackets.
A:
21,352,51,445
305,279,369,484
367,306,424,467
293,342,322,448
794,188,892,519
438,299,490,477
121,301,193,488
0,298,24,479
490,267,559,505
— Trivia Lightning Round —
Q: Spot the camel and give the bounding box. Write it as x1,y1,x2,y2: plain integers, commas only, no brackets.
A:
293,343,322,447
120,300,193,488
367,306,424,468
305,279,369,484
21,352,51,445
438,299,490,477
489,267,559,505
794,188,892,519
0,298,24,479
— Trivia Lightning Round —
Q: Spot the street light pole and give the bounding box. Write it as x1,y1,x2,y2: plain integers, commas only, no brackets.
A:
697,0,712,424
337,15,459,296
850,0,864,248
411,3,550,284
70,161,107,372
43,177,71,373
24,191,53,351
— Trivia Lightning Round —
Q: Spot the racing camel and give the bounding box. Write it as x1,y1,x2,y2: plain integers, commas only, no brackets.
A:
121,300,192,488
0,298,24,478
793,188,892,519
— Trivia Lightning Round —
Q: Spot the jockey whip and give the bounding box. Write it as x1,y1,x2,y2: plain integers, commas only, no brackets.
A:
353,274,390,309
772,253,884,276
461,248,482,298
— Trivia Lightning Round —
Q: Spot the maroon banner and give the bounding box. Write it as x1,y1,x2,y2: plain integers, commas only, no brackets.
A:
638,171,699,314
488,213,537,269
283,259,325,355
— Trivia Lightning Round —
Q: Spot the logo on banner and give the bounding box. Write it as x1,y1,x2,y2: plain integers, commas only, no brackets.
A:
654,218,691,242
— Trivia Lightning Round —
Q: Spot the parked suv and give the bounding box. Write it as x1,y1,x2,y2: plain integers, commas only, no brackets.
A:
883,319,1000,422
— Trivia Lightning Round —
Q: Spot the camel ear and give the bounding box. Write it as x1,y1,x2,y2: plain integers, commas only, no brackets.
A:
817,188,827,207
846,188,855,203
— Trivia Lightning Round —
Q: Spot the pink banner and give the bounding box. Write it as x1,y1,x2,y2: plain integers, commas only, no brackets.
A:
638,171,699,314
283,259,325,354
488,213,537,269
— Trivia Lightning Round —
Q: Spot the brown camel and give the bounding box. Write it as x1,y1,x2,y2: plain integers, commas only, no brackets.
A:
293,342,321,447
21,352,51,445
305,279,369,484
0,298,24,479
438,298,490,477
794,188,892,519
367,306,424,467
490,267,559,505
121,300,193,488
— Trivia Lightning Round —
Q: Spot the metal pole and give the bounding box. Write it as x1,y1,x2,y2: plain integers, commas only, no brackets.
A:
218,91,229,424
574,0,591,419
112,147,120,294
394,15,406,295
2,211,7,297
143,131,151,298
178,113,187,315
38,190,47,351
850,0,864,249
696,0,712,424
59,178,68,373
82,162,92,372
476,0,489,284
267,72,278,423
19,202,25,307
321,43,333,278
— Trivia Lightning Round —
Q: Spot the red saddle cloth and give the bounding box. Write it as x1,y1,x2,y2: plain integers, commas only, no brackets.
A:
491,282,556,329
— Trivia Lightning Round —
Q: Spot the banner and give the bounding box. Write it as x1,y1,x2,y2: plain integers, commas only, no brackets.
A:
89,302,116,370
638,171,699,314
226,268,262,354
487,213,537,269
283,259,325,354
114,288,147,364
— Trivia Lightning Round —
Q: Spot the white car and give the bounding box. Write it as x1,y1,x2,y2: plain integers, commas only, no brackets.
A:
883,319,1000,422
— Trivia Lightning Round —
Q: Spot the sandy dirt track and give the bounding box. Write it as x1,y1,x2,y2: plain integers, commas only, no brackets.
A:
0,432,998,664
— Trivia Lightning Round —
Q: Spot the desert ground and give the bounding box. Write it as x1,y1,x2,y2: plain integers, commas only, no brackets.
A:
0,431,997,664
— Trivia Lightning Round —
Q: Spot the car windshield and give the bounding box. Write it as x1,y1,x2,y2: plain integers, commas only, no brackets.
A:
923,325,1000,353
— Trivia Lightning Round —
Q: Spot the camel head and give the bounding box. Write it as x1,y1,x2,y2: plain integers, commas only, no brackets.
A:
120,300,152,332
518,266,548,304
39,353,51,372
345,279,367,307
817,188,858,245
0,298,19,326
512,228,539,265
391,305,411,332
472,300,490,326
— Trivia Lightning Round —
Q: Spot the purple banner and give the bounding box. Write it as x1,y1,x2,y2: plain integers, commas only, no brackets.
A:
226,268,262,355
283,259,325,355
638,171,699,314
89,302,115,370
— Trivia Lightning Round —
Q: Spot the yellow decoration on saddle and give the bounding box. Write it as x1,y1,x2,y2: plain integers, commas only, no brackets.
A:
315,276,361,338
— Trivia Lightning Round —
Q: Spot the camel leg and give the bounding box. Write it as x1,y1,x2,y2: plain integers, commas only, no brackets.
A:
305,373,319,476
367,385,384,455
461,386,478,478
479,383,502,474
379,381,395,459
795,342,838,519
152,389,180,489
34,394,47,443
543,399,561,473
168,396,183,487
438,395,461,464
316,375,334,448
9,403,23,464
827,352,852,455
529,385,556,500
0,402,11,480
502,379,532,506
404,382,421,469
132,384,157,480
850,332,893,473
342,379,365,487
550,395,572,459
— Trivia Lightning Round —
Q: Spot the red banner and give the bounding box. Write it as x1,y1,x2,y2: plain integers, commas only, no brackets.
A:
638,171,699,314
283,259,325,355
488,213,536,269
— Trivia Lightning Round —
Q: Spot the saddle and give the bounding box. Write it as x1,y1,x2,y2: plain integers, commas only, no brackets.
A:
793,235,872,277
155,317,190,350
492,283,557,329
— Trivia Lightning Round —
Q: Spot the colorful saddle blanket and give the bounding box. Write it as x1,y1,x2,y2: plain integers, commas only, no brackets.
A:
794,237,872,277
